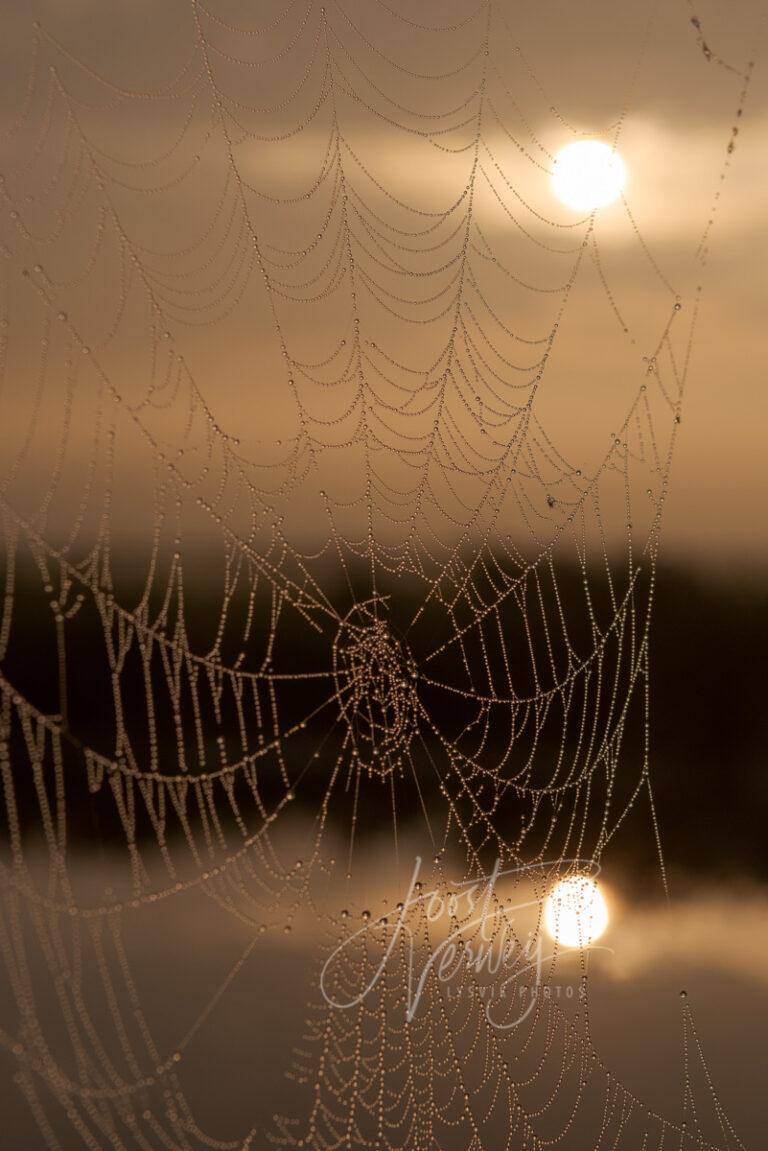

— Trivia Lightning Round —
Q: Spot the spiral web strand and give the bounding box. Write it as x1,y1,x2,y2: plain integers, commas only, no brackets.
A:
0,2,756,1148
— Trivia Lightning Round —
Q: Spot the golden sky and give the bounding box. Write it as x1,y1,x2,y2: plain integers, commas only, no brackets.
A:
0,0,765,566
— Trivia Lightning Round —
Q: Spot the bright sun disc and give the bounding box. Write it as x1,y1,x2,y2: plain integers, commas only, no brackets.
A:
551,141,626,211
544,876,609,948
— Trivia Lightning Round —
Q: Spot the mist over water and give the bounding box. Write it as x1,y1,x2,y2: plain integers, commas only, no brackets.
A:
3,839,767,1148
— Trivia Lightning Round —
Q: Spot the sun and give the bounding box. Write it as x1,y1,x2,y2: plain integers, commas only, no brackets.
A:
551,140,626,212
544,875,609,948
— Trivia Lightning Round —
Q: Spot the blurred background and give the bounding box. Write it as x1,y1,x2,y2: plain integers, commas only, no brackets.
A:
0,0,766,1147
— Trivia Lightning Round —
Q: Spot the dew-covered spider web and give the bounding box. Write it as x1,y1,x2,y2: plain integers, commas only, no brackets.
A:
0,1,759,1148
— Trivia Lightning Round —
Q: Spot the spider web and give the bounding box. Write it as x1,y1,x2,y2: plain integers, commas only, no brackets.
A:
0,1,756,1148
